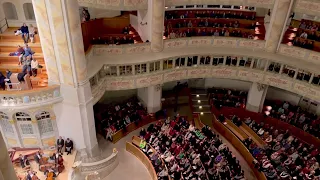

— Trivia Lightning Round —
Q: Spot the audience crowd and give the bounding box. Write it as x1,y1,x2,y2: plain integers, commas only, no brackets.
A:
243,118,320,179
96,97,148,141
208,87,247,110
266,101,320,139
91,26,134,45
138,116,245,180
290,20,320,51
164,10,259,39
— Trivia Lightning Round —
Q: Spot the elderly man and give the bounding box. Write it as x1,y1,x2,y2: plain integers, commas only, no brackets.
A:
56,136,65,153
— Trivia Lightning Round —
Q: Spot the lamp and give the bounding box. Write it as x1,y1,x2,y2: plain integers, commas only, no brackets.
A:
198,100,201,103
196,95,199,97
199,106,202,109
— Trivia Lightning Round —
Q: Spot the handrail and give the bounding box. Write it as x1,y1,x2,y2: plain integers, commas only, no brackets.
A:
0,18,9,34
126,141,158,180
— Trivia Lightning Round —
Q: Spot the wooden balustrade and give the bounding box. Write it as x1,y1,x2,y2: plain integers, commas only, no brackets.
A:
126,142,158,180
211,116,267,180
211,105,320,147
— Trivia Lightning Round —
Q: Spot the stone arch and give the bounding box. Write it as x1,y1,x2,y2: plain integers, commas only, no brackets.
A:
2,2,18,20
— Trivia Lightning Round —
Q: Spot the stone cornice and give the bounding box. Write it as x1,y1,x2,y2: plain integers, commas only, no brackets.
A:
293,0,320,17
91,66,320,104
78,0,275,10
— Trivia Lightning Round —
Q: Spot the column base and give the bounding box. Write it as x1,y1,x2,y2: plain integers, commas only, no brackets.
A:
246,103,260,113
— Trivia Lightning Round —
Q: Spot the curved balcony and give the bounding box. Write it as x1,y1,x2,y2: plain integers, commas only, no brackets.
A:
0,85,62,109
278,44,320,65
90,64,320,104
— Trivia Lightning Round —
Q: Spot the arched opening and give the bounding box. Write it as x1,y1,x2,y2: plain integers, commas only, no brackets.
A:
35,111,54,135
23,3,35,20
0,112,14,134
2,2,18,20
15,112,33,135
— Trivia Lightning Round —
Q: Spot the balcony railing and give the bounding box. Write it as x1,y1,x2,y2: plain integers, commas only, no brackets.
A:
90,64,320,104
0,85,62,108
278,44,320,65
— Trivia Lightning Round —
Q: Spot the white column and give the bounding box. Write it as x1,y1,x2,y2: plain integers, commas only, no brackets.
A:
150,0,165,52
246,83,268,113
137,85,162,113
33,0,99,158
0,132,17,180
265,0,293,52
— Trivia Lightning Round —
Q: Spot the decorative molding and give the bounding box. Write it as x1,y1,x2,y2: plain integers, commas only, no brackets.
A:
294,0,320,17
278,45,320,65
0,85,63,109
165,0,274,9
93,44,150,55
91,66,320,104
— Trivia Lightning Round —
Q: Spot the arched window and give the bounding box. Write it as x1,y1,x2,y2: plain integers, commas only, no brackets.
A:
0,112,13,134
15,112,33,135
36,111,54,135
3,2,18,20
23,3,35,20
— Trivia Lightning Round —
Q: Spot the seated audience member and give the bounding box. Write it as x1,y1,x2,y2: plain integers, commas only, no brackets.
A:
31,58,39,77
65,138,73,155
56,136,64,153
123,26,129,34
0,73,5,90
9,45,24,58
22,56,32,74
21,23,29,43
34,151,42,165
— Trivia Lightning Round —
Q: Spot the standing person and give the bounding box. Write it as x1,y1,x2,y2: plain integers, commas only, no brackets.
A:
22,55,32,75
21,23,29,43
29,24,36,43
31,58,39,77
56,136,65,154
65,138,73,155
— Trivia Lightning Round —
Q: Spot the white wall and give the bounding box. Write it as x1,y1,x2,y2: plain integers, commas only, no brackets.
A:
0,0,37,27
266,87,302,105
87,8,121,18
137,8,151,42
204,78,252,91
130,14,138,32
255,8,268,17
98,89,137,104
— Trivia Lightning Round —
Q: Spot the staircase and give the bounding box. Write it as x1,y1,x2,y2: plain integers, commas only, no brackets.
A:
0,27,48,89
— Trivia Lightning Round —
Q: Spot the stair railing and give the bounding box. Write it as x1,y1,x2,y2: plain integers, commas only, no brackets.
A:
0,18,9,34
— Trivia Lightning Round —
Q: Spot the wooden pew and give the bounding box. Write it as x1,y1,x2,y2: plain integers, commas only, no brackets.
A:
111,116,157,144
126,142,158,180
224,119,248,141
239,123,267,148
212,117,267,180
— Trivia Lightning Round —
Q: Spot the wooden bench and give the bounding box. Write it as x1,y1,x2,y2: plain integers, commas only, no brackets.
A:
239,123,267,148
224,119,248,141
212,117,267,180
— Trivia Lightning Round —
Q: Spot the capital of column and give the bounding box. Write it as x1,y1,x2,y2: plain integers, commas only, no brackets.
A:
151,0,165,53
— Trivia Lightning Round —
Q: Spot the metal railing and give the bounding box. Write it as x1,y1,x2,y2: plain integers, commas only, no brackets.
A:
0,18,9,34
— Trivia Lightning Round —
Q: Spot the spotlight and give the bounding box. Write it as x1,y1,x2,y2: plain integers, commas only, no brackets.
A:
199,106,202,109
200,112,204,115
196,95,199,97
198,100,201,103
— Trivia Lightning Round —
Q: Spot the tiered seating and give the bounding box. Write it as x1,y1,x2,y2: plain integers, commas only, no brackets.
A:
164,9,265,40
0,28,47,89
137,116,246,180
283,19,320,52
244,119,320,179
264,100,320,139
94,97,149,143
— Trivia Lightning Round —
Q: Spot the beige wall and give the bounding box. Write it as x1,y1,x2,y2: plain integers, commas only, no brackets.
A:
266,87,302,105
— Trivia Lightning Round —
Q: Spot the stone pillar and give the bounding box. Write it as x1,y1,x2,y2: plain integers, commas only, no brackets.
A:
137,85,162,113
0,132,18,180
150,0,164,52
265,0,292,52
32,0,99,158
246,83,268,113
32,0,61,85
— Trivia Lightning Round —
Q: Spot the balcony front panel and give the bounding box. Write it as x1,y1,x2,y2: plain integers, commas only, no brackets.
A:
293,0,320,17
278,44,320,65
78,0,148,10
91,65,320,104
